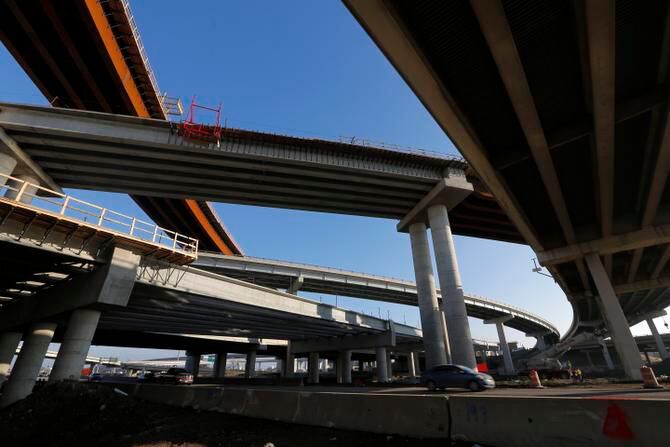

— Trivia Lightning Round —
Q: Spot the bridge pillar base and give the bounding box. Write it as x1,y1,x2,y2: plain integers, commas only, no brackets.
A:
50,309,101,382
0,322,56,408
185,351,201,377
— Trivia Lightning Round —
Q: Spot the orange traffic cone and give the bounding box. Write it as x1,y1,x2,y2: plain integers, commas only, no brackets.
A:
529,369,544,388
640,366,662,389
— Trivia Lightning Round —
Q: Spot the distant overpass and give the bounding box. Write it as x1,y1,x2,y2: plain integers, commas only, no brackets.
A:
14,347,120,367
194,253,559,339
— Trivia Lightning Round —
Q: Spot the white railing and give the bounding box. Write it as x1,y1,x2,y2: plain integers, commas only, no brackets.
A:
0,173,198,257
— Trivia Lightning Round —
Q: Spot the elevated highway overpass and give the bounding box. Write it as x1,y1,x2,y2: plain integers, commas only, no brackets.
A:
345,0,670,379
0,0,241,255
194,253,559,341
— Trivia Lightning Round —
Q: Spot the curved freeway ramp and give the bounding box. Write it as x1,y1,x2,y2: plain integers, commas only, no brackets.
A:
194,254,559,339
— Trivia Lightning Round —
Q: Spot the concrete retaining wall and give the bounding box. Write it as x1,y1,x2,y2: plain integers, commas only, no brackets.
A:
450,395,667,447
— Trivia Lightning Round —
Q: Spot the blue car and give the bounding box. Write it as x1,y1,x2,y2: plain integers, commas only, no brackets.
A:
420,364,495,391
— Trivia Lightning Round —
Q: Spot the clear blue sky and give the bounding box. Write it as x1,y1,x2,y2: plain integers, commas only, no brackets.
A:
1,1,666,361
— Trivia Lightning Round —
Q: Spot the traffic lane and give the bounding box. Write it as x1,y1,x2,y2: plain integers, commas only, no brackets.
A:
192,383,670,399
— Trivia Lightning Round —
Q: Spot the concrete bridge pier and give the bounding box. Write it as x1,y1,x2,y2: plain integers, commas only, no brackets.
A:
599,339,615,370
185,351,201,377
0,331,22,383
408,352,417,378
585,254,643,380
0,322,56,408
647,317,670,360
376,346,389,383
336,350,352,384
50,309,101,382
408,223,449,369
213,352,227,378
244,350,257,379
308,352,319,384
485,315,515,375
428,204,477,370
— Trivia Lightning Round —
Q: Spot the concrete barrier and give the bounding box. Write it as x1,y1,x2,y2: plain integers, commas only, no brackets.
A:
130,385,450,438
449,395,668,447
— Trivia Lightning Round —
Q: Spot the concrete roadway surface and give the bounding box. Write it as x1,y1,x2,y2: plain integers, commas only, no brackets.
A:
188,383,670,400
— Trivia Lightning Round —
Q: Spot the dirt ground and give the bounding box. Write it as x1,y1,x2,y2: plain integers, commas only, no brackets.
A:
0,383,450,447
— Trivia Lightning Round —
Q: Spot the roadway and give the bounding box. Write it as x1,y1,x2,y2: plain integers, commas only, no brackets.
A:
189,382,670,400
194,253,559,339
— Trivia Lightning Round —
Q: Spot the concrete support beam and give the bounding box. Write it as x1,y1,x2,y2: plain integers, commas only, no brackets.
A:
245,350,256,379
376,346,389,383
0,152,17,186
585,254,642,380
308,352,319,384
185,351,201,377
412,351,421,376
496,323,514,375
647,318,670,360
0,245,140,332
50,309,101,382
214,352,228,378
0,332,22,383
408,352,417,378
408,222,448,369
0,322,56,408
287,275,304,295
342,350,352,384
386,350,393,380
428,204,477,369
282,342,294,377
599,339,615,370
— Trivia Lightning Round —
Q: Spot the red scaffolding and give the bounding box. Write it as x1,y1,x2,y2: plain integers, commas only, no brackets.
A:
179,96,223,144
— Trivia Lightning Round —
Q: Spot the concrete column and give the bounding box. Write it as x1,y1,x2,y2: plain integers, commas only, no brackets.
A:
245,350,256,379
647,318,670,360
585,254,643,380
0,332,22,383
0,153,18,187
412,351,421,375
185,350,200,377
496,323,515,375
409,222,449,369
308,352,319,384
428,205,477,369
600,340,615,370
50,309,101,382
4,174,39,204
375,346,388,383
283,342,295,377
336,352,344,384
408,352,417,378
0,322,56,408
386,350,393,380
342,350,352,384
214,352,227,378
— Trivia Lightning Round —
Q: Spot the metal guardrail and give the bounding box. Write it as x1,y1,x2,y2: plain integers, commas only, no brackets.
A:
0,173,198,256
